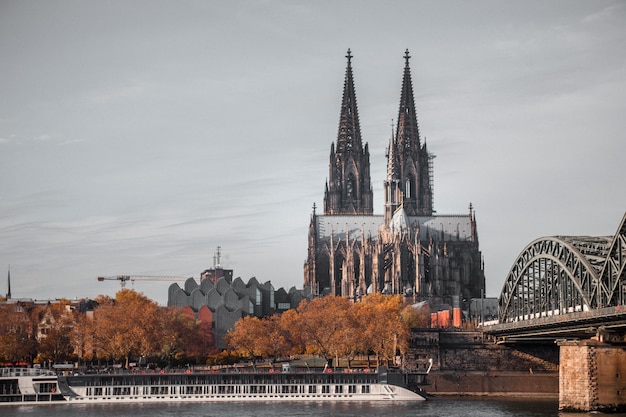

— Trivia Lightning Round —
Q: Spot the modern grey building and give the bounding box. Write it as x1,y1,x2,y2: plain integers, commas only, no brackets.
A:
168,273,310,348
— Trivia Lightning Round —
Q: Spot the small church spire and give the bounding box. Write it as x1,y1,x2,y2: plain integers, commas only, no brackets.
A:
384,119,402,225
386,119,399,180
6,265,11,300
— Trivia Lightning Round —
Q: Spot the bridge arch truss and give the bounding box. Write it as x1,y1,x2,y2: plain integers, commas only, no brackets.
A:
498,213,626,323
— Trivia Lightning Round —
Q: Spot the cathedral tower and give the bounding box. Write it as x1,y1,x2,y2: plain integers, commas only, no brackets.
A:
324,49,373,215
388,49,434,219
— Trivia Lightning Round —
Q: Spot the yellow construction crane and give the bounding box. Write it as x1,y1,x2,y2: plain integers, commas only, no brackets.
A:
96,275,192,288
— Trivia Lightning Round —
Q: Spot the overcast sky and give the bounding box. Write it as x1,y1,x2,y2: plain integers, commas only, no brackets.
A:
1,0,625,305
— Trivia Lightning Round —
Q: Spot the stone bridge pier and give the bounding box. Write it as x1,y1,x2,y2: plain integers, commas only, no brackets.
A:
558,339,626,412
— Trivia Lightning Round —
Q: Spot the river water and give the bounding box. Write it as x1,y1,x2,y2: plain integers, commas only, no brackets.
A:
4,398,626,417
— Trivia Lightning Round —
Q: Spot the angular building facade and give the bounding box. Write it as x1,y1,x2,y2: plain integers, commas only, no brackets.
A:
304,50,485,310
168,273,310,349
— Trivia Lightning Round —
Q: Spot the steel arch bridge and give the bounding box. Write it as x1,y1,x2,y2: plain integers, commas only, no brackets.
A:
498,213,626,324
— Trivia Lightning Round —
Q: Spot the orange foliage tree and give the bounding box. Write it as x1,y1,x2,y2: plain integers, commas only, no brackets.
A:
0,304,37,364
356,293,407,366
37,300,77,364
159,307,213,365
224,316,265,359
226,294,410,367
400,303,430,329
296,296,359,366
92,289,160,367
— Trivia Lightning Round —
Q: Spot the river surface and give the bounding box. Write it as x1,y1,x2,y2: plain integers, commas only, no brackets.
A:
3,398,626,417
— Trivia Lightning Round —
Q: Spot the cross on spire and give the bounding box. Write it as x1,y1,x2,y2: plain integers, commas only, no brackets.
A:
346,48,353,65
404,49,411,65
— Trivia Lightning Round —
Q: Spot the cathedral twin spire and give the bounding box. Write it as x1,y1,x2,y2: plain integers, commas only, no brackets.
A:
324,49,373,215
396,49,422,154
335,49,363,155
325,49,433,219
386,49,434,220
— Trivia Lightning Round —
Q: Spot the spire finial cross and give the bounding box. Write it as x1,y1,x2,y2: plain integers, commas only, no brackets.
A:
346,49,353,65
404,49,411,66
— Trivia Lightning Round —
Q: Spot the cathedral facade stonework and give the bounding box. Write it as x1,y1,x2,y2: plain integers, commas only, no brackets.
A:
304,50,485,309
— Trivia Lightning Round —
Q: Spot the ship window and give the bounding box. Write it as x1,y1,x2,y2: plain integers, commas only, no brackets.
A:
361,385,370,393
335,385,343,394
322,385,330,393
308,385,317,393
348,385,357,393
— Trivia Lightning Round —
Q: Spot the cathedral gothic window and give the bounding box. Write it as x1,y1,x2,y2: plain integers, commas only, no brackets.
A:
346,175,354,198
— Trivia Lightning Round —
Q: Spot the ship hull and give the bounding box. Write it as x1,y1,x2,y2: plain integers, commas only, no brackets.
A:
3,367,427,405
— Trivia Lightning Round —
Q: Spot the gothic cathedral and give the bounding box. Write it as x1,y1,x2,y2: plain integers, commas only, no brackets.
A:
304,50,485,310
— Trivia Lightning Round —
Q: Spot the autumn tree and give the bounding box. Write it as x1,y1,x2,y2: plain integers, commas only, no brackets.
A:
0,304,37,364
226,312,299,361
356,293,408,366
278,308,305,356
256,314,293,360
225,316,265,359
92,289,160,367
159,307,213,365
37,300,77,364
296,296,358,367
71,311,95,363
400,303,430,329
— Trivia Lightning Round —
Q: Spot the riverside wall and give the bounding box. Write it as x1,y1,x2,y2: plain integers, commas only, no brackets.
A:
406,329,559,397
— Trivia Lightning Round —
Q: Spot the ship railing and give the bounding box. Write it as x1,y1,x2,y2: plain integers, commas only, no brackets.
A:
0,368,56,377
